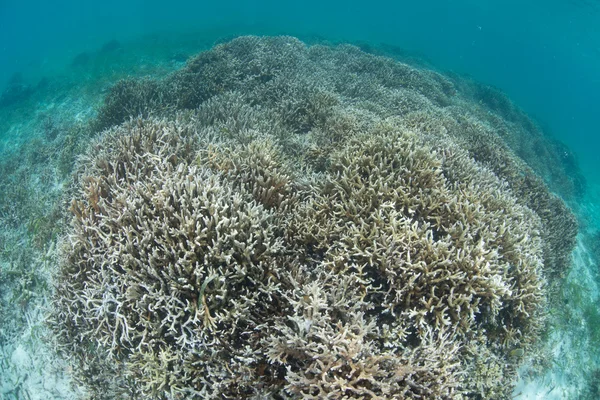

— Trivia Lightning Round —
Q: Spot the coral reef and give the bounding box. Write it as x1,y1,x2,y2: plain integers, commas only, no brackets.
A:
50,36,579,399
93,78,167,131
450,80,586,201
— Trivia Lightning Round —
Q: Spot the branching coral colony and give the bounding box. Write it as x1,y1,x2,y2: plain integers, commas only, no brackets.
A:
50,36,578,399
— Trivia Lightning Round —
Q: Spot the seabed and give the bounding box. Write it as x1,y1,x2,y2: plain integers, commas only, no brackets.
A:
0,31,598,399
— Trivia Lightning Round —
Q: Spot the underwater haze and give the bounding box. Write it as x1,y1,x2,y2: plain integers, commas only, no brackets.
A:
1,1,599,399
2,0,600,181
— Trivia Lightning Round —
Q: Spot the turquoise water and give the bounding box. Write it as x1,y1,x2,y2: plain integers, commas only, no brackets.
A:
2,0,599,181
0,1,599,399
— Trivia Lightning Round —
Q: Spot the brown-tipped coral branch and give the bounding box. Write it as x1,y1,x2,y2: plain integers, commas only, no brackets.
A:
49,35,577,399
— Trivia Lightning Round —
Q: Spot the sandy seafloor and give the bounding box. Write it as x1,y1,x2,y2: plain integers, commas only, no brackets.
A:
0,31,599,399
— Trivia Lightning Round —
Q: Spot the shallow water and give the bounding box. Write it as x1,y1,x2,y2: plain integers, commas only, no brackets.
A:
2,0,599,181
0,1,599,399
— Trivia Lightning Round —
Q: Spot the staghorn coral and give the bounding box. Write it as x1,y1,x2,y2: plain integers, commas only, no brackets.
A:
51,36,579,399
290,125,545,339
265,264,465,399
93,78,169,131
52,118,289,397
91,35,579,280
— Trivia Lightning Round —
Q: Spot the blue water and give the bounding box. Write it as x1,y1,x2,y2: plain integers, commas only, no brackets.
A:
1,0,599,181
1,1,600,398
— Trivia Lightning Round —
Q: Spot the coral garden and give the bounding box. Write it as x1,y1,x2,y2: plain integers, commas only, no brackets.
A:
48,36,579,399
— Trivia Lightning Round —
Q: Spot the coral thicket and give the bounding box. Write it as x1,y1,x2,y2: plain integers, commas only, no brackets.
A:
51,36,578,399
